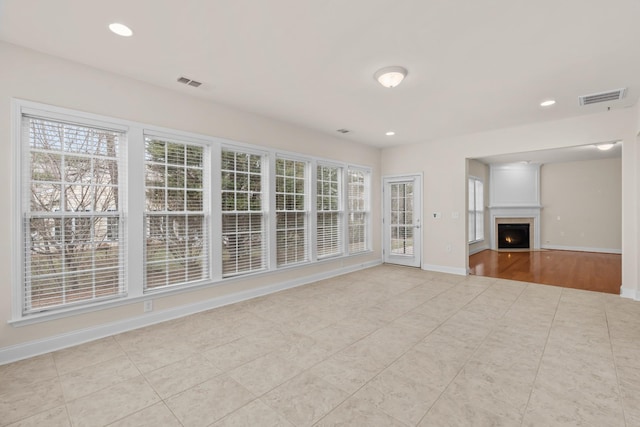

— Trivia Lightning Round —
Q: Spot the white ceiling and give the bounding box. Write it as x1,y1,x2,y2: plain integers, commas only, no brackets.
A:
1,0,639,148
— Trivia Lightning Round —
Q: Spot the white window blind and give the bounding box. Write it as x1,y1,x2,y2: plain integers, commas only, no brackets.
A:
276,158,308,266
317,164,342,258
221,149,266,276
347,167,370,253
144,136,209,289
468,177,484,243
22,116,127,314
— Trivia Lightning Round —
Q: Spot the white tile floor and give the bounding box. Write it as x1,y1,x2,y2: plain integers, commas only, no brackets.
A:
2,265,640,426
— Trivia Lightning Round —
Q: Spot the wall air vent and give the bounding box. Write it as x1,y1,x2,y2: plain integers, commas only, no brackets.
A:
578,88,626,106
177,76,202,88
336,128,350,134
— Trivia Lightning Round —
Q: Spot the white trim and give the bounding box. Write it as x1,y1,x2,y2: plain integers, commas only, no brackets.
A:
469,243,490,255
348,166,373,254
541,244,622,254
11,100,23,322
0,260,381,365
381,173,424,268
620,286,638,300
422,264,467,276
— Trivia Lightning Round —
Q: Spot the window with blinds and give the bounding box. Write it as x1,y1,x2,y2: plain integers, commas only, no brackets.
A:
317,164,343,258
22,116,126,314
348,167,370,253
15,101,378,321
276,158,308,266
468,177,484,243
221,149,266,276
144,137,209,289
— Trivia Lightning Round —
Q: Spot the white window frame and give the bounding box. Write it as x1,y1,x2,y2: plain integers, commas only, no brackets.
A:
347,166,372,254
273,155,311,267
13,101,132,321
143,132,211,291
315,162,344,259
11,99,374,324
220,146,268,277
468,176,484,243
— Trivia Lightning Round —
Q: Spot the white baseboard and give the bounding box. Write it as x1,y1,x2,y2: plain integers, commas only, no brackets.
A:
620,286,639,300
0,260,381,365
541,244,622,254
422,264,468,276
469,244,490,255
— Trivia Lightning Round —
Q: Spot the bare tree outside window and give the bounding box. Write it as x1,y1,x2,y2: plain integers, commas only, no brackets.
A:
348,168,369,253
144,138,208,289
276,158,308,266
25,117,123,312
221,149,265,276
317,165,342,258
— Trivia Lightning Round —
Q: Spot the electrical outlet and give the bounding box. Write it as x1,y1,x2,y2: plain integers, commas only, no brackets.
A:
144,300,153,312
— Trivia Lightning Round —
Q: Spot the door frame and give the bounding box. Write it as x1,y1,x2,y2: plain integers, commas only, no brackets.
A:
382,173,423,267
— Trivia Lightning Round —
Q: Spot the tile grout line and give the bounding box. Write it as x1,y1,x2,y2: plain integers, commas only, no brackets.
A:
519,285,563,427
414,278,528,426
275,274,465,426
604,307,629,427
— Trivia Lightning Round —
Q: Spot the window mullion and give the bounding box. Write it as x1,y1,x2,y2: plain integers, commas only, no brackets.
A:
127,127,145,298
211,145,222,281
268,153,277,269
309,160,318,262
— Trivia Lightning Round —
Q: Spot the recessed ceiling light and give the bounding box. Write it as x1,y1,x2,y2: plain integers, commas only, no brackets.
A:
540,99,556,107
385,131,396,136
108,23,133,37
374,66,407,88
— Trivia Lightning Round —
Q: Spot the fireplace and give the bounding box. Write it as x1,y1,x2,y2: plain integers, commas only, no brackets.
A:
498,223,530,249
493,216,536,250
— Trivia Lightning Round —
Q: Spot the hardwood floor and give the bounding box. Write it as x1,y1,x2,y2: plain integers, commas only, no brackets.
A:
468,249,622,294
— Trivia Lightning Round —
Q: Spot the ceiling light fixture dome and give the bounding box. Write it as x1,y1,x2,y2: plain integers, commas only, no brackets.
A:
109,22,133,37
385,131,395,136
540,99,556,107
374,66,407,88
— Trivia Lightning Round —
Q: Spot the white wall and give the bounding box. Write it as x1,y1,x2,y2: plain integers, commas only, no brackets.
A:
0,42,382,360
540,158,622,252
382,106,638,294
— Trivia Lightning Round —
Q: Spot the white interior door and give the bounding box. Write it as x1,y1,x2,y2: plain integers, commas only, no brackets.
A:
383,175,422,267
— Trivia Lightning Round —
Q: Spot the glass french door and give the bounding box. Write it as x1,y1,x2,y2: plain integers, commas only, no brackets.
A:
383,175,422,267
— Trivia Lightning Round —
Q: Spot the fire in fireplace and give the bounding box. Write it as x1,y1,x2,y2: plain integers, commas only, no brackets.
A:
498,223,530,249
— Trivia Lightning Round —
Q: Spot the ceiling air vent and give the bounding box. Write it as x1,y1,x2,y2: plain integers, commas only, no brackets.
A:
336,128,350,134
177,76,202,88
579,88,626,106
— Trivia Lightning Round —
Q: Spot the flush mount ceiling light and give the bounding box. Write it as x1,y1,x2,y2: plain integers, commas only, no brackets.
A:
540,99,556,107
385,131,396,136
374,66,407,88
596,141,618,151
108,22,133,37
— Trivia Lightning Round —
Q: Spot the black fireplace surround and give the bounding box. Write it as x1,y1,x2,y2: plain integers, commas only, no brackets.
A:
498,223,530,249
